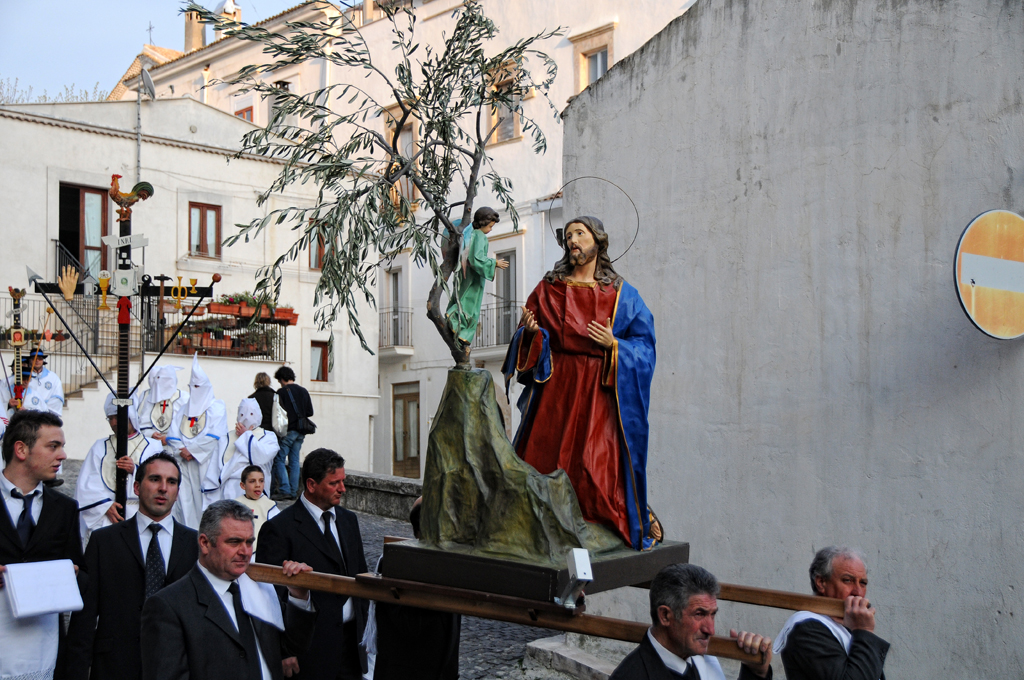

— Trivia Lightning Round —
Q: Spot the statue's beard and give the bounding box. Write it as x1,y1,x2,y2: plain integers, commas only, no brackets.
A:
569,244,598,267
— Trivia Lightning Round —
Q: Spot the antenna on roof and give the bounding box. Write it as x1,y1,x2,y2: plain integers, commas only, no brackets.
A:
141,68,156,101
136,68,156,184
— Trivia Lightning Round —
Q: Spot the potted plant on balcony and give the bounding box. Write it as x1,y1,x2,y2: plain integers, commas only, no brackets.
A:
209,294,242,316
273,303,298,325
239,292,273,319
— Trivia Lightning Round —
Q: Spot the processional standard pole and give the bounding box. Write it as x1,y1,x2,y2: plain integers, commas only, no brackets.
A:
108,177,154,510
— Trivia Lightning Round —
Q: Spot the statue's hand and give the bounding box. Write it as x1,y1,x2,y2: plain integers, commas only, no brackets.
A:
495,258,509,270
520,306,539,333
588,318,615,349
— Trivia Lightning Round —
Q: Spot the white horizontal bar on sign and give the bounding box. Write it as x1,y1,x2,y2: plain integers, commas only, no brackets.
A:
960,253,1024,294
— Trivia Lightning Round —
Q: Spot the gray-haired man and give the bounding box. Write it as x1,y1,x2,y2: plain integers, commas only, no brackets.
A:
611,563,772,680
140,500,317,680
773,547,888,680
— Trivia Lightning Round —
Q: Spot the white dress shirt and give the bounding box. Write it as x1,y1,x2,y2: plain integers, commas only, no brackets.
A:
0,470,44,526
647,629,726,680
299,493,354,622
135,512,175,570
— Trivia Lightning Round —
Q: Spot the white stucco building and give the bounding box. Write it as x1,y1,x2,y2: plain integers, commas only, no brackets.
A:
111,0,691,478
0,99,378,467
558,0,1024,677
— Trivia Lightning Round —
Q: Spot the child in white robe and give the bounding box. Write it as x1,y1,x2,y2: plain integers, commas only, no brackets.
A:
75,393,163,542
208,398,279,504
234,465,279,553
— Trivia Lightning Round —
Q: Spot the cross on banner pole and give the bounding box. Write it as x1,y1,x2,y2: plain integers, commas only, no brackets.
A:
108,175,153,511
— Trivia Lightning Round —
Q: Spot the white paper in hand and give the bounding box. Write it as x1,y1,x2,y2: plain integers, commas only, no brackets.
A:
4,559,83,618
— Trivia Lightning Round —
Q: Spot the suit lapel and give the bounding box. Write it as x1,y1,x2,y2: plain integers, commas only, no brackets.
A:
166,520,192,577
119,515,145,569
189,567,244,648
293,504,343,570
334,512,351,575
25,487,59,551
0,492,20,549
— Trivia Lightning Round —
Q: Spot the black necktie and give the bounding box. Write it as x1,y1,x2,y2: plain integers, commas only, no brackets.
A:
679,658,699,680
321,511,347,571
145,524,166,599
10,489,38,546
228,581,263,680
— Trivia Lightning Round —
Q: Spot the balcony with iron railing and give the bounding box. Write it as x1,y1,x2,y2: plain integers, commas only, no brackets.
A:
468,301,522,361
149,303,288,362
379,307,414,361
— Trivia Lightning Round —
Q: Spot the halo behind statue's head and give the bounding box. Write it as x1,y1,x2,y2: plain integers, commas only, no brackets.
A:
546,177,640,263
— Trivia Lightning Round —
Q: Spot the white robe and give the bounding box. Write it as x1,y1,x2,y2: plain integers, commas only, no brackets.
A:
134,389,189,454
75,432,163,543
167,399,228,528
207,428,279,505
235,493,280,553
1,368,64,418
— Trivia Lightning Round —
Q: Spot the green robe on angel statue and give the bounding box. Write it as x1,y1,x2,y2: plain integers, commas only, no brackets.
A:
445,207,509,345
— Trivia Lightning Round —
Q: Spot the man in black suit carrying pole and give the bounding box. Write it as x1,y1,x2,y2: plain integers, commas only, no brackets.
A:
257,448,368,680
66,452,198,680
0,409,83,680
140,500,317,680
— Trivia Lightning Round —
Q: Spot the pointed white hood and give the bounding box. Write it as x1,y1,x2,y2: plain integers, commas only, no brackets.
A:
104,392,142,434
146,366,182,403
186,353,215,417
147,365,183,404
237,398,262,431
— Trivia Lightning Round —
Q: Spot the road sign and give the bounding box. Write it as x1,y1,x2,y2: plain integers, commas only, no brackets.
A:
101,234,149,249
955,209,1024,339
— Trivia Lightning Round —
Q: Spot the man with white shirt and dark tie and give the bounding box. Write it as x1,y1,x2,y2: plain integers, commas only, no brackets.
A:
66,452,198,680
611,564,774,680
140,500,317,680
257,448,369,680
0,409,83,680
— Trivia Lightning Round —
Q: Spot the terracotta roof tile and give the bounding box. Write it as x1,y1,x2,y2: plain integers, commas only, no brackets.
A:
106,44,184,101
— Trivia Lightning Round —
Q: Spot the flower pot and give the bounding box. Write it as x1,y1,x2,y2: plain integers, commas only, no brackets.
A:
209,303,240,315
241,304,271,319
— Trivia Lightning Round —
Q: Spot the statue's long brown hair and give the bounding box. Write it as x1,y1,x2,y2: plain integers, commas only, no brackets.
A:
543,216,622,289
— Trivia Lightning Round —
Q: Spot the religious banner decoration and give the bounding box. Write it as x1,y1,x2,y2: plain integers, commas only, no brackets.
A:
955,209,1024,339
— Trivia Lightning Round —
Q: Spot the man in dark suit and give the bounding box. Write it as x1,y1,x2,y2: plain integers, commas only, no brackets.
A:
140,499,316,680
611,564,773,680
257,448,368,680
773,547,888,680
66,452,198,680
0,409,83,679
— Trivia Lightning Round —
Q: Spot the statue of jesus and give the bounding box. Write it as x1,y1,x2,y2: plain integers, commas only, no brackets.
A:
501,216,659,550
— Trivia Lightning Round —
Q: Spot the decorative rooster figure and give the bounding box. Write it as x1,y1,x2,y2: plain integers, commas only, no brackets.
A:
109,174,155,222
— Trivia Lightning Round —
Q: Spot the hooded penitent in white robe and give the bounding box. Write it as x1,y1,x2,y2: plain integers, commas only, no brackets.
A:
75,394,163,543
205,398,279,505
2,366,64,418
167,355,227,528
134,365,189,453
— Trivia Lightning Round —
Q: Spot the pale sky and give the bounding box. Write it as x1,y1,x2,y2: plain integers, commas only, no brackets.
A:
0,0,308,99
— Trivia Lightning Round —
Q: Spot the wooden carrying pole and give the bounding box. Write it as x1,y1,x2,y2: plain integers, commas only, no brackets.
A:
247,564,793,666
718,583,845,619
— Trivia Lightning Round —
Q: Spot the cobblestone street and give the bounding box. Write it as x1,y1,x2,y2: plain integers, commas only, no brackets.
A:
61,463,552,679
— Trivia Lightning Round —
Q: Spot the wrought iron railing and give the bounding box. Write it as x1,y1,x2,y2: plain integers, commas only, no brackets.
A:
149,304,287,362
471,301,522,349
379,307,413,348
0,292,138,399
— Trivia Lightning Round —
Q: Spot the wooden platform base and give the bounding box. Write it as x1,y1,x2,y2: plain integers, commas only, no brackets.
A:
380,539,690,602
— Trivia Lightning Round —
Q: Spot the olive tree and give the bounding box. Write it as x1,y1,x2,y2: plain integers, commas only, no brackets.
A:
191,0,561,366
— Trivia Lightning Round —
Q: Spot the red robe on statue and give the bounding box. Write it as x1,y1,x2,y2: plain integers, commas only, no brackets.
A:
514,279,630,543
